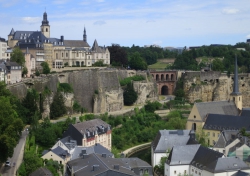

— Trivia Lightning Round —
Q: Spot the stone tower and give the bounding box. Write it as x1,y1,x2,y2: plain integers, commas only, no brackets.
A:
41,12,50,38
83,27,87,42
230,55,242,110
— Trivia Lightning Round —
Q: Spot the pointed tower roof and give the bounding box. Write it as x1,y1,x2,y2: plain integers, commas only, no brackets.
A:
41,11,49,26
26,47,29,54
231,55,241,95
9,28,15,36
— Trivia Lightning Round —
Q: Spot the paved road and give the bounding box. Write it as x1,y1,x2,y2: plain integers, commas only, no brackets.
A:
0,131,28,176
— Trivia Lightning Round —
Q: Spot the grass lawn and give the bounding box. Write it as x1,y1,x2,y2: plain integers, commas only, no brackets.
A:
148,61,171,69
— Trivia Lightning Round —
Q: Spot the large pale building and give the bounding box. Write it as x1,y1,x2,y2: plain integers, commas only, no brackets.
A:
7,12,110,70
0,37,8,60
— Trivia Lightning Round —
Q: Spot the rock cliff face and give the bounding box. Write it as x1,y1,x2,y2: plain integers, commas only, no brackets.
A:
183,71,250,107
7,69,158,115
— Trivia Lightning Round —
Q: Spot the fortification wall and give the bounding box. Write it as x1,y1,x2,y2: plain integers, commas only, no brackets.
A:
184,72,250,107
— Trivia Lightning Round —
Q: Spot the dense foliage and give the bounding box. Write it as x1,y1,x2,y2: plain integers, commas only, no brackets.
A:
0,82,24,163
92,60,106,67
123,83,138,105
129,52,147,70
108,44,128,67
58,83,73,93
172,43,250,72
41,62,50,74
11,47,25,66
119,75,145,86
50,91,67,119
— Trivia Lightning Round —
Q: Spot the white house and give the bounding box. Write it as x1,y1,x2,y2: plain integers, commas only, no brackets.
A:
151,130,197,167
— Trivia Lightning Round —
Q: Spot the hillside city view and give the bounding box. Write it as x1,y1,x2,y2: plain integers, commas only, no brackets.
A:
1,1,250,176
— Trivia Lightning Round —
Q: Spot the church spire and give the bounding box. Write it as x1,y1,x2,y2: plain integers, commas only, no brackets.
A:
42,11,49,26
83,27,87,42
231,54,241,95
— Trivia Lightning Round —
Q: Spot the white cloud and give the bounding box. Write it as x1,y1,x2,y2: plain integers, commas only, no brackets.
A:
96,0,104,2
93,20,106,25
146,20,155,23
222,8,239,14
246,34,250,38
21,17,40,24
0,0,19,7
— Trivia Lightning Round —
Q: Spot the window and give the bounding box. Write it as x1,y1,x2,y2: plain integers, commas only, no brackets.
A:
207,132,210,136
77,52,79,57
66,53,68,57
213,133,215,137
184,170,186,174
194,115,196,118
174,171,176,174
218,133,220,137
46,28,48,32
239,97,240,101
62,53,63,57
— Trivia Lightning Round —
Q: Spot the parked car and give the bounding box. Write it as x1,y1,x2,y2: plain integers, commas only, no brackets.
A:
5,161,11,167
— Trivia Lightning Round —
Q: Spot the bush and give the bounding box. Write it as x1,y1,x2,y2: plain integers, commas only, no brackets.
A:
144,101,162,113
119,75,145,86
58,83,73,93
73,101,82,113
92,60,106,67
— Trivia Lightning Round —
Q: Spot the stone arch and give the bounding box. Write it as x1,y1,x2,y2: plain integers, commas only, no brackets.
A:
81,61,84,66
171,74,174,80
166,74,169,80
161,85,168,95
161,74,164,81
192,123,196,131
156,74,159,81
76,61,80,66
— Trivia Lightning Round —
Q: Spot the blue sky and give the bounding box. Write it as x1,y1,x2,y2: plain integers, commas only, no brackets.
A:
1,0,250,48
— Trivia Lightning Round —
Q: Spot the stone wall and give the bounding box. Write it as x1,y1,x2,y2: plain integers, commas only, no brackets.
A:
184,71,250,107
7,69,158,115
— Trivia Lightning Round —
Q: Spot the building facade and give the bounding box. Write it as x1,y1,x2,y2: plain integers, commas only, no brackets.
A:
0,38,8,60
7,12,110,70
63,119,112,150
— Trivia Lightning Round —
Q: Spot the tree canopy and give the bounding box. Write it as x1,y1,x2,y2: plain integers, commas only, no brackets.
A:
41,62,50,74
129,52,147,70
11,47,25,66
108,44,128,67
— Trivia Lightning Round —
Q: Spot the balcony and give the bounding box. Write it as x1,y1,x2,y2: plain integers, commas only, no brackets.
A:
36,52,45,56
36,58,45,62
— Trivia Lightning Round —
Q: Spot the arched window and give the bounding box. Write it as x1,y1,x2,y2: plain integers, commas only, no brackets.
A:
46,28,48,32
156,74,159,81
166,74,169,80
161,74,164,81
62,53,63,57
192,123,196,131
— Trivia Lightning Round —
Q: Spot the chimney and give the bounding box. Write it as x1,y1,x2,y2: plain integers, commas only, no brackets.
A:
82,149,86,155
92,165,99,171
102,153,106,158
114,165,119,170
82,154,88,159
61,35,64,43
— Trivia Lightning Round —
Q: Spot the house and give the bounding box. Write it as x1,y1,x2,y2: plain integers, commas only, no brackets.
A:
42,146,70,167
165,144,250,176
4,61,22,84
7,12,110,69
213,130,250,160
0,62,7,82
63,119,112,150
203,114,250,146
0,37,8,60
151,130,197,167
71,143,114,160
29,167,53,176
66,153,153,176
24,47,36,77
51,136,77,154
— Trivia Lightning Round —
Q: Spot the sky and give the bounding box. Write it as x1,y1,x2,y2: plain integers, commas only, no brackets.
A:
1,0,250,48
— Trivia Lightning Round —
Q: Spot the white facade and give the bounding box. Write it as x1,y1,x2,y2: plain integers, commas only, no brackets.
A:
165,164,189,176
0,40,8,60
0,69,6,82
151,147,168,166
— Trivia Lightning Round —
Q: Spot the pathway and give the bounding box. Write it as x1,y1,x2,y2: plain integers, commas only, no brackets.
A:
122,142,151,157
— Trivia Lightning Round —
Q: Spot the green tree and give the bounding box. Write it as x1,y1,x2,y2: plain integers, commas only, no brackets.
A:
129,52,147,70
212,58,224,72
11,47,25,66
123,83,138,105
195,126,209,147
35,69,40,76
23,152,43,175
22,66,28,77
174,89,185,98
41,62,50,74
108,44,128,67
73,100,82,113
50,92,66,119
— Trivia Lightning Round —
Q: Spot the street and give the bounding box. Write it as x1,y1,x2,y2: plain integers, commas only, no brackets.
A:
0,130,28,176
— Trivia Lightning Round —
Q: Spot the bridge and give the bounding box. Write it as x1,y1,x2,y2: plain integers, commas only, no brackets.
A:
150,70,178,95
122,142,151,157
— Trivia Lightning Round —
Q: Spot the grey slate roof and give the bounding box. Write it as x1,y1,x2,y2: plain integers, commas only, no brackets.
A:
151,130,195,153
195,101,239,121
241,108,250,117
64,40,90,48
232,170,250,176
203,114,250,131
50,146,70,159
67,153,138,176
91,39,105,53
59,136,77,150
9,28,15,36
29,167,53,176
71,143,114,160
166,144,200,165
214,130,238,148
205,157,249,173
63,119,111,146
